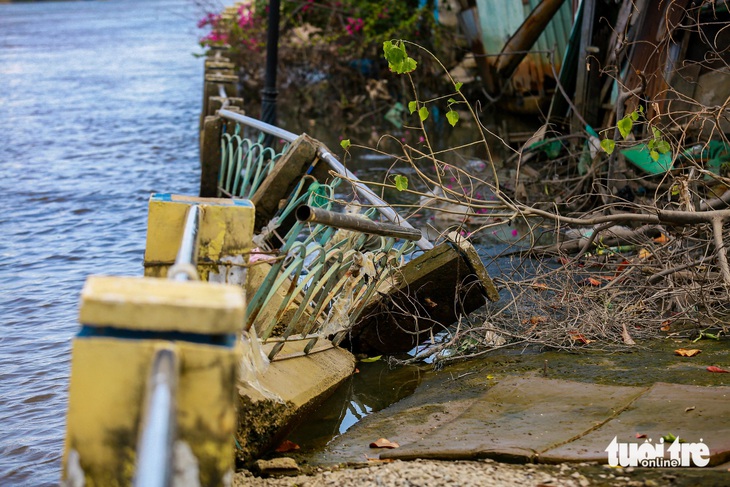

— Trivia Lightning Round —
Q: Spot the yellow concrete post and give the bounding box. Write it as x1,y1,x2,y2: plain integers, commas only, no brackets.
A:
62,276,245,487
143,193,254,285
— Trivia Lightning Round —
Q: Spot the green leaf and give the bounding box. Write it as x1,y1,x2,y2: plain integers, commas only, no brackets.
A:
652,127,661,139
394,174,408,191
408,101,417,114
656,140,671,154
630,110,640,121
446,109,459,127
650,150,659,161
617,116,633,139
383,40,417,74
600,138,615,154
454,81,463,91
340,139,351,150
360,355,382,363
418,106,429,122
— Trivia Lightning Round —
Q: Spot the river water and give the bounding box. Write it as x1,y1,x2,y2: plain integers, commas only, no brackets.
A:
0,1,207,484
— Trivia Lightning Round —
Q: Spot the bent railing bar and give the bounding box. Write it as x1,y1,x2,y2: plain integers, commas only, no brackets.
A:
296,205,422,242
217,109,434,250
134,348,178,487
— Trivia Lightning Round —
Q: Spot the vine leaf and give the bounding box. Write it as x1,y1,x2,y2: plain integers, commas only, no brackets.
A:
656,140,671,154
446,109,459,127
418,106,429,122
383,40,417,74
617,116,633,139
408,101,417,114
600,138,616,154
454,81,463,91
394,175,408,191
340,139,351,150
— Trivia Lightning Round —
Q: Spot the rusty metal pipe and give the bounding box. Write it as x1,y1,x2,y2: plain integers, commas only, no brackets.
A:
296,205,423,242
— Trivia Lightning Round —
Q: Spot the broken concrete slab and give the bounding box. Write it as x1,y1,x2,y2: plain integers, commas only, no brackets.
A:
236,338,355,465
380,376,646,463
297,358,730,469
541,382,730,466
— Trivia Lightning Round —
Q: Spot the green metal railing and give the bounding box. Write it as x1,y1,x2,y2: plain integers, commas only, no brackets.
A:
215,115,421,360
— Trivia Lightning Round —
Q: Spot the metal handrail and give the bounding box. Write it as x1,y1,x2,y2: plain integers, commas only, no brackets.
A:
134,348,177,487
217,109,434,250
168,205,200,281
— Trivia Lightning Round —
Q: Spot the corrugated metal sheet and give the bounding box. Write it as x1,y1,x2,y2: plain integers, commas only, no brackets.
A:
476,0,575,97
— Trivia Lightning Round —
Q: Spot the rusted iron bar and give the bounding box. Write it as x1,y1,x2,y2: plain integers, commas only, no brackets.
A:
296,205,423,241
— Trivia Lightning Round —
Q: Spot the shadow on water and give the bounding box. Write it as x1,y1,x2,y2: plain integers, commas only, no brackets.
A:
286,360,423,452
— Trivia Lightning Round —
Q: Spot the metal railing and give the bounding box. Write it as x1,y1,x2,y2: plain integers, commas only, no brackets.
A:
217,109,433,251
134,204,201,485
134,348,178,487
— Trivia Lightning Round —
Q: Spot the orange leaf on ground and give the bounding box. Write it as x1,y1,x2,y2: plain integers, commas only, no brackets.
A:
532,282,549,291
369,438,400,449
568,331,593,344
584,277,602,286
636,433,647,439
638,248,651,259
654,234,669,244
616,259,630,275
707,366,730,373
521,316,547,325
674,349,702,357
275,440,300,453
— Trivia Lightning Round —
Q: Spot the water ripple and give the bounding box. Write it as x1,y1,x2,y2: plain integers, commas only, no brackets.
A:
0,0,204,484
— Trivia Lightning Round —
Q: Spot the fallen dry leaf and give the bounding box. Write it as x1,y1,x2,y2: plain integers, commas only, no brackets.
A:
522,315,548,325
674,348,702,357
275,440,300,453
532,282,549,291
583,277,602,286
369,438,400,449
685,406,695,412
654,233,669,244
707,365,730,373
424,297,438,308
636,433,647,439
616,259,630,275
638,248,651,259
568,331,593,344
621,323,636,346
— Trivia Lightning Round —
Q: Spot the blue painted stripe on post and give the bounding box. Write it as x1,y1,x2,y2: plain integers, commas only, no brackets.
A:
76,325,236,347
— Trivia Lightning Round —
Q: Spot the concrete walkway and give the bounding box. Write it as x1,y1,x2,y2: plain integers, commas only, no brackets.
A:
298,345,730,470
